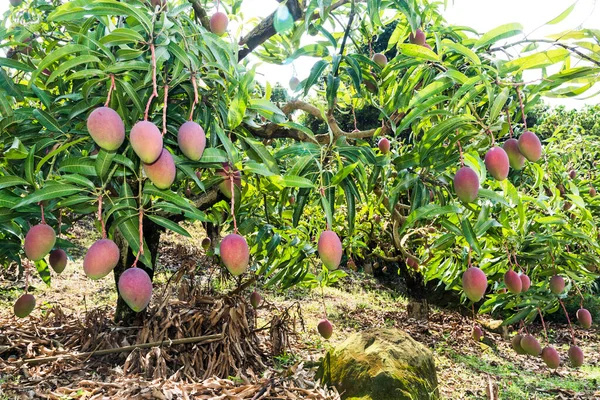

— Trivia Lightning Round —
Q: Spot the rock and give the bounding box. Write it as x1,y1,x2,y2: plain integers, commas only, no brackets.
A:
317,328,439,400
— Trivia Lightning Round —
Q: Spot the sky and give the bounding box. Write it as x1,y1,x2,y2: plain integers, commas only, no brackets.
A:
2,0,599,108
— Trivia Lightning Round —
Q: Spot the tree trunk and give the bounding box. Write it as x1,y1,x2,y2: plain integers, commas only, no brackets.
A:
113,217,163,324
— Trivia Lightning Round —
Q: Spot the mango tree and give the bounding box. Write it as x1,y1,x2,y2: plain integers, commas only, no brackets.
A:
2,0,599,367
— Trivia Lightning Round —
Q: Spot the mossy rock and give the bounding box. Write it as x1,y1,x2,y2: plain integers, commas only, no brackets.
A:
317,328,439,400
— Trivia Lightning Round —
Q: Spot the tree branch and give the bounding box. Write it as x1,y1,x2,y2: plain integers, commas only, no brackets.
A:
188,0,210,31
238,0,356,61
238,0,304,61
168,187,222,223
253,99,383,143
489,39,600,68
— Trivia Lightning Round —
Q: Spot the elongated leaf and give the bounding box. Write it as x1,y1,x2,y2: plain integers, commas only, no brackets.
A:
303,59,328,96
280,175,316,188
147,215,191,237
13,184,83,208
474,23,523,49
143,184,195,211
118,216,152,267
25,144,36,187
32,109,64,133
442,40,481,65
30,44,91,83
199,147,228,164
58,157,97,176
35,259,51,286
399,43,439,62
60,174,95,189
95,149,116,179
342,180,355,234
36,137,89,173
488,88,509,123
546,2,576,25
0,175,30,190
461,218,481,255
47,55,101,84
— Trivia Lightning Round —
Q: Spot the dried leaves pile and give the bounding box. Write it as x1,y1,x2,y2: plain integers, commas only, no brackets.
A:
0,278,338,399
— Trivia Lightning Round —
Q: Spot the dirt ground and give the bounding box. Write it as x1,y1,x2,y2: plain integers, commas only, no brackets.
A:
1,221,599,399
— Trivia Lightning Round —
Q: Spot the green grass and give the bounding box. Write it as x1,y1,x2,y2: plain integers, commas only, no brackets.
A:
439,348,600,399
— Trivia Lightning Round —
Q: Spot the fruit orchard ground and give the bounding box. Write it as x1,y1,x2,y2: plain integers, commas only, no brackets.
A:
1,221,599,399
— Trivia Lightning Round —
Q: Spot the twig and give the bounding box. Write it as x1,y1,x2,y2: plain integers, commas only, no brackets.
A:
97,195,106,239
104,74,116,107
189,73,199,121
558,298,576,345
516,88,527,130
144,44,159,121
506,109,514,138
162,84,169,136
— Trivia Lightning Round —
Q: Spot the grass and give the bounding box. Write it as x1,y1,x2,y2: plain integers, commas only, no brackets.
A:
437,346,600,399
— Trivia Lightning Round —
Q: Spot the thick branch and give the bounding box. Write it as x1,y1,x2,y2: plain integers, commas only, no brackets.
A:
238,0,304,61
238,0,355,61
279,99,382,143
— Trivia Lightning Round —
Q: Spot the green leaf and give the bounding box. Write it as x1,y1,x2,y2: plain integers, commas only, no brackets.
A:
536,216,566,225
47,55,101,84
280,175,316,188
285,44,330,64
473,23,523,49
95,149,116,179
199,148,228,164
227,91,247,130
501,307,531,326
244,161,277,177
147,215,191,237
0,175,30,190
60,174,96,189
143,184,195,212
32,109,64,133
331,163,358,186
117,216,152,267
36,137,89,173
441,40,481,65
25,144,36,187
13,184,84,208
58,157,98,176
99,27,145,46
303,59,328,96
248,99,286,123
30,44,92,83
461,218,481,255
0,57,35,72
116,80,145,114
49,0,152,34
35,259,51,286
399,44,440,62
546,2,576,25
488,88,509,123
342,180,355,234
320,195,333,230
